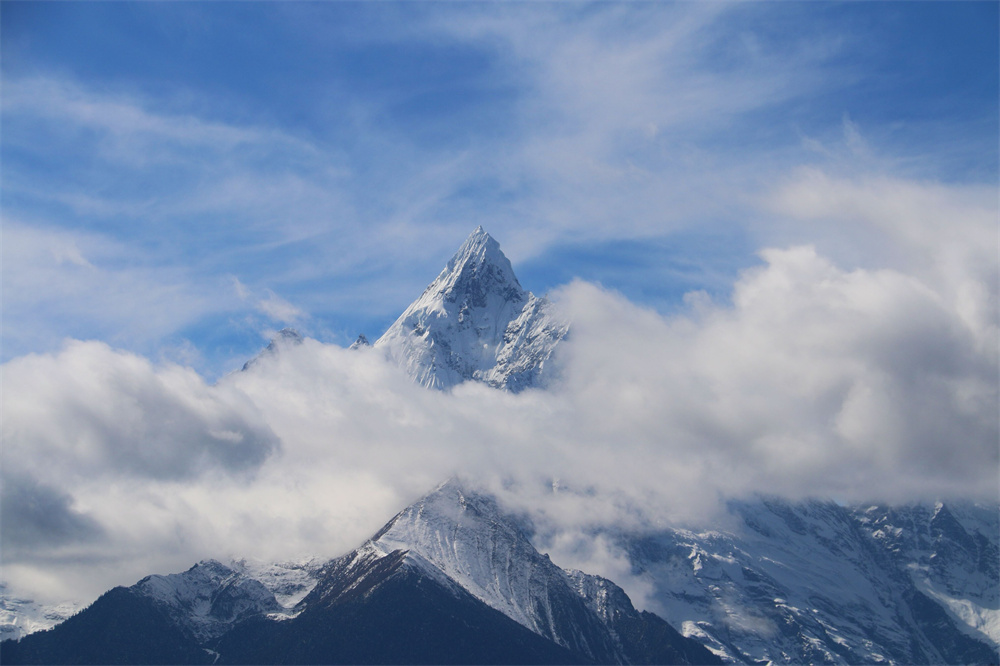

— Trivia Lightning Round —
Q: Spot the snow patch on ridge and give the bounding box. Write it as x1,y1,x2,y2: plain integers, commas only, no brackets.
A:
134,560,283,641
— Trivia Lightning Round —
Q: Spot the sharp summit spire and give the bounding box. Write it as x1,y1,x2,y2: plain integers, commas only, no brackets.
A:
374,228,567,392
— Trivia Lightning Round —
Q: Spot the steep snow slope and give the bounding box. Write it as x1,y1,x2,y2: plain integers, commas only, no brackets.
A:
375,227,567,392
317,478,717,665
215,545,592,666
228,557,322,615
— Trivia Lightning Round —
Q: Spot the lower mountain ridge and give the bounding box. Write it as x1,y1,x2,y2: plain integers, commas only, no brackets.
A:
3,481,995,665
0,480,719,666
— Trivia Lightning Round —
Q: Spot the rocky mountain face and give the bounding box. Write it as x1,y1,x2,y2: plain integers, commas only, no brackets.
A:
614,497,998,665
366,480,717,665
374,226,568,392
854,502,999,651
1,481,718,665
129,558,320,643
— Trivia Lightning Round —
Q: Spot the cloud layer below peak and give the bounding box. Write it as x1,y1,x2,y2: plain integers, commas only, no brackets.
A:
3,210,996,603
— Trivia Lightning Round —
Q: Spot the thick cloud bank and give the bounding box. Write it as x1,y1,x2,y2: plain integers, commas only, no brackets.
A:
4,341,279,482
2,184,996,603
552,247,996,505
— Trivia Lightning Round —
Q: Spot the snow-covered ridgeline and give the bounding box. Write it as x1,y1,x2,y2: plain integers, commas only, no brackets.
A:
2,481,995,666
229,557,322,616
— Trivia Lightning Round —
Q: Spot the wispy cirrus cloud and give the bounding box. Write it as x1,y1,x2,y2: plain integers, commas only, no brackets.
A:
1,220,225,357
0,71,505,363
4,3,994,372
409,3,853,253
1,76,317,162
2,76,357,365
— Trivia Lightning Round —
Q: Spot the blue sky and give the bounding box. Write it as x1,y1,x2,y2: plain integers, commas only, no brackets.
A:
3,1,997,378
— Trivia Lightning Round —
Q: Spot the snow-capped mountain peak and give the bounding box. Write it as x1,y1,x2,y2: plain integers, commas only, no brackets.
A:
369,479,547,631
354,479,715,664
348,333,370,350
375,228,567,392
434,225,525,303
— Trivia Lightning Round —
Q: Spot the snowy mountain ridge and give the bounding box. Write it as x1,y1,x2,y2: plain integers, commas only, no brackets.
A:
128,556,324,642
855,501,999,648
133,559,283,642
368,478,633,659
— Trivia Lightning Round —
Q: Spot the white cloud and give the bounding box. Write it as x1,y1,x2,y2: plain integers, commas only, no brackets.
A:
231,276,252,301
2,341,279,484
416,3,849,259
229,278,304,326
841,114,870,159
552,246,996,502
0,74,490,352
765,169,998,358
4,208,994,603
